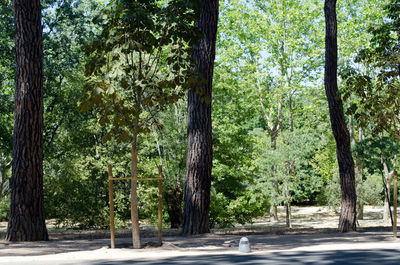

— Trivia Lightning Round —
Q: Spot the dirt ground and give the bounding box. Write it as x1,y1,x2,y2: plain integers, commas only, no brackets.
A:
0,206,397,260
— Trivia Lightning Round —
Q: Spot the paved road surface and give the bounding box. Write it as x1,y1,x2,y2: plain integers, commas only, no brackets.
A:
1,247,400,265
1,231,400,264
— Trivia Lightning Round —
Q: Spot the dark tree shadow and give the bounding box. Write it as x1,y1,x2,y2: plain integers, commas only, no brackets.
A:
72,249,400,265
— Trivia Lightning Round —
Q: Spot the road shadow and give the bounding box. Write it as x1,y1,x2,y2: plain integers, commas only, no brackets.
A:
0,227,397,257
63,249,400,265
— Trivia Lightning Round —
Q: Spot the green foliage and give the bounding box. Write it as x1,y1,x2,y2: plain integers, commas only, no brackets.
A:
353,137,399,174
0,0,14,97
311,136,338,184
81,0,200,140
341,0,400,140
2,0,395,229
255,128,326,206
209,189,230,228
0,0,14,207
323,172,341,208
360,174,384,206
0,0,14,151
44,158,109,228
0,196,9,221
211,57,269,227
323,171,384,208
209,187,269,228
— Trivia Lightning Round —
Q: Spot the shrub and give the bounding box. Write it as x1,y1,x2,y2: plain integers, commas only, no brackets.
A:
0,196,9,221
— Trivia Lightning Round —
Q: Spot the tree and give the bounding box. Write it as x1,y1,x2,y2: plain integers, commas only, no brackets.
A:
340,0,399,222
6,0,49,241
83,0,199,247
182,0,219,235
324,0,356,232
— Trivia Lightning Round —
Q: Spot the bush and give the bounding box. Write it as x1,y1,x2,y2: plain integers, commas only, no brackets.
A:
324,172,341,208
209,189,231,228
209,187,269,228
0,196,9,221
44,158,110,228
360,174,384,206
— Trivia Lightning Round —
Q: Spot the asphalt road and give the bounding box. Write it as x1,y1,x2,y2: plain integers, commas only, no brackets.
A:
79,249,400,265
2,229,400,265
2,248,400,265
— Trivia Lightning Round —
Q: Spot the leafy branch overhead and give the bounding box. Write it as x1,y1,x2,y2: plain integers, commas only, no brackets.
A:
80,0,202,142
341,0,400,140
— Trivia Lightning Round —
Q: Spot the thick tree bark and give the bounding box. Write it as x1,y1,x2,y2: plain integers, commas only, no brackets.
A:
324,0,357,232
6,0,48,241
182,0,219,235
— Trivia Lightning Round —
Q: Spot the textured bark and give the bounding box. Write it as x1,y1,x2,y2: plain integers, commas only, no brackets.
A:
182,0,219,235
6,0,48,241
324,0,357,232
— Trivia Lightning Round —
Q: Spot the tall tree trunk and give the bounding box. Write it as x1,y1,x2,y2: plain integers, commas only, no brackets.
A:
6,0,48,241
324,0,357,232
182,0,219,235
131,124,141,248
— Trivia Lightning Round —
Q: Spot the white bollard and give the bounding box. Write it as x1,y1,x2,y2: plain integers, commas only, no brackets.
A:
238,237,251,253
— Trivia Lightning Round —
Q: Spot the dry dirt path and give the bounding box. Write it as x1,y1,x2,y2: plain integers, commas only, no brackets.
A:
0,206,398,264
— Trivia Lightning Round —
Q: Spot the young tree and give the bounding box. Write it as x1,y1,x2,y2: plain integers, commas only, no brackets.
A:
182,0,219,235
6,0,49,241
324,0,357,232
83,0,199,247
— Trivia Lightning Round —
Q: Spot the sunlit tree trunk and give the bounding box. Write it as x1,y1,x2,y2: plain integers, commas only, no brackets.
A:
324,0,357,232
131,117,141,248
